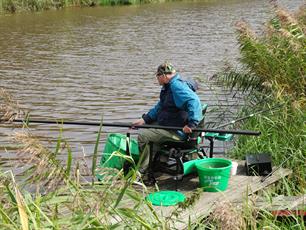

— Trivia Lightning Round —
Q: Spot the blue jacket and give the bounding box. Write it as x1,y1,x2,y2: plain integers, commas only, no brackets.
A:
143,74,202,129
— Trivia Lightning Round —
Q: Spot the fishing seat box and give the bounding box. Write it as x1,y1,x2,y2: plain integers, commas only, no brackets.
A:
245,153,272,176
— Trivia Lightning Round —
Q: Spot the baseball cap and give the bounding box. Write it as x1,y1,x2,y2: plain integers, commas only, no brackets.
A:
156,62,176,76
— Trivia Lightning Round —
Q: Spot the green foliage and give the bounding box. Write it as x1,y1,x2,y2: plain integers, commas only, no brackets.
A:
216,4,306,195
0,133,170,228
0,0,157,12
0,0,98,12
230,101,305,193
1,0,17,12
221,4,305,104
91,117,103,177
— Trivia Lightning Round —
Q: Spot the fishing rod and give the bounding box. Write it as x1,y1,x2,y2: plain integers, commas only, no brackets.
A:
215,103,284,129
5,118,261,136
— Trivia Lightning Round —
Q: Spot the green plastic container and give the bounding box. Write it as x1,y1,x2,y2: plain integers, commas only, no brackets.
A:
183,158,207,176
215,133,233,141
99,133,139,169
146,190,186,206
195,158,232,192
204,132,233,141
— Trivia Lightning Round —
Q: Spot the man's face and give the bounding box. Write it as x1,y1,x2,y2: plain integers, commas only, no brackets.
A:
156,74,166,85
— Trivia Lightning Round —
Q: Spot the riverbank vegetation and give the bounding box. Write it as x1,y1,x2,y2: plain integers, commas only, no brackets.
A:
0,132,169,228
0,0,162,13
216,1,305,199
212,4,305,227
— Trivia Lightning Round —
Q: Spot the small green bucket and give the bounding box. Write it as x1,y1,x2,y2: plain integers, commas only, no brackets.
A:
183,158,207,176
195,158,232,192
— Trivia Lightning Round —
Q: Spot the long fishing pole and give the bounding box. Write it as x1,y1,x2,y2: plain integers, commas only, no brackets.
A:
5,118,261,136
215,103,284,129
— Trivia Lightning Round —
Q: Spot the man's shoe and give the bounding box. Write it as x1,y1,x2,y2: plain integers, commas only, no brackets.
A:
141,173,156,186
144,176,156,186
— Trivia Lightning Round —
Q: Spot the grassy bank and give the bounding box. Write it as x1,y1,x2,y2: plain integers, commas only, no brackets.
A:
0,128,304,229
0,0,164,13
0,129,173,229
216,3,305,194
210,4,305,228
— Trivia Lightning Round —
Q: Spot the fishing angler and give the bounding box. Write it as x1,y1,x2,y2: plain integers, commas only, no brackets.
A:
131,62,203,183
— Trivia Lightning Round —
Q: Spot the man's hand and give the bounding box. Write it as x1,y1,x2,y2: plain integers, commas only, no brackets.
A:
132,118,145,127
183,125,192,133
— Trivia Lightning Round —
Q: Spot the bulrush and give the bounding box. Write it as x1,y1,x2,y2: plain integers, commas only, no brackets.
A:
0,88,26,122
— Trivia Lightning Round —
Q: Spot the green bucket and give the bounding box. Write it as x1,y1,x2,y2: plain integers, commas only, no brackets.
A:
183,158,207,176
195,158,232,192
99,133,139,169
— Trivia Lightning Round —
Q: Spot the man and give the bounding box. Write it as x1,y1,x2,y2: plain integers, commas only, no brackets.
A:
132,62,202,182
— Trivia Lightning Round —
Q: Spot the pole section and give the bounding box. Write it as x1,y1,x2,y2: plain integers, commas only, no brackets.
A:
7,118,261,136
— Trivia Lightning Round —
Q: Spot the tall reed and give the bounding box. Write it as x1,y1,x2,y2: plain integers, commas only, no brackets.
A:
0,129,174,229
216,3,305,195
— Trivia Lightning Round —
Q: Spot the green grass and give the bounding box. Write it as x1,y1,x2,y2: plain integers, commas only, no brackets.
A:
0,130,171,229
215,3,305,193
231,102,305,194
212,4,305,228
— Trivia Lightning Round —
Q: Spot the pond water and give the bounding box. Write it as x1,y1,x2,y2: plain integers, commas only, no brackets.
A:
0,0,303,167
